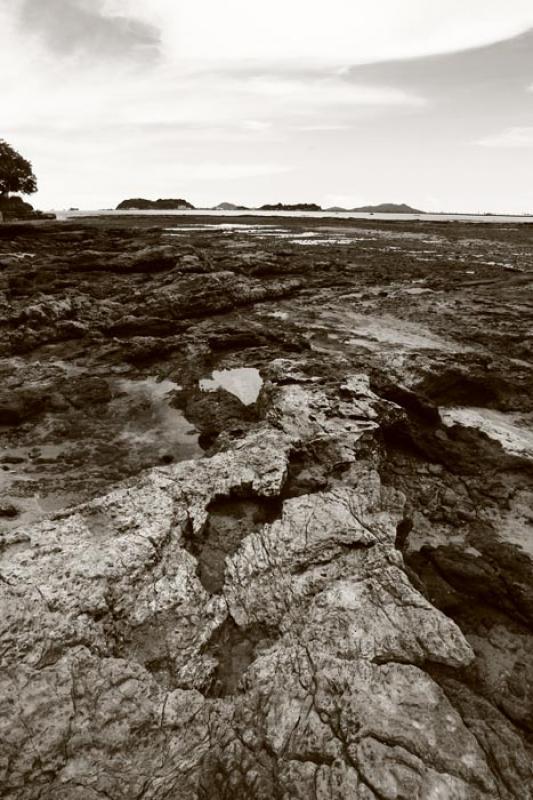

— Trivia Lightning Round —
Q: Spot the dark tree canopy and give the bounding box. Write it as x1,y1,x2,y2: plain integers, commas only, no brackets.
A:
0,140,38,196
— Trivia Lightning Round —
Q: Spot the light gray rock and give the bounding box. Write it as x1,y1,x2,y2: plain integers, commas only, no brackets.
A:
0,376,529,798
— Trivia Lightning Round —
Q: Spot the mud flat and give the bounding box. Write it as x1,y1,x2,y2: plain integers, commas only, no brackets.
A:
0,214,532,798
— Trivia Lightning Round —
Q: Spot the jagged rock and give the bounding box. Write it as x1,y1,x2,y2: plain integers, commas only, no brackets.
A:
1,378,524,798
71,244,187,273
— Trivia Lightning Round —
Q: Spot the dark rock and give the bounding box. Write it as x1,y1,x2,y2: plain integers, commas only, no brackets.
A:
0,503,19,518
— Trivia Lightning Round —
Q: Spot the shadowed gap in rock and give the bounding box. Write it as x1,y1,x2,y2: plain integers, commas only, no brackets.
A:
203,616,279,698
184,494,284,593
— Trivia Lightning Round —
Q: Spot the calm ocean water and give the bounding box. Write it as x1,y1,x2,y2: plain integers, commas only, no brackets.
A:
58,209,533,224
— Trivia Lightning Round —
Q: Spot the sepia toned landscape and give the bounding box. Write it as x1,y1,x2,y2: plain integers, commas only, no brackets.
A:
2,0,533,797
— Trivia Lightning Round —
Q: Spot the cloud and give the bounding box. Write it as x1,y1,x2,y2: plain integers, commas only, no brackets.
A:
291,124,349,132
146,0,533,64
244,76,426,109
477,126,533,147
1,59,424,138
16,0,161,62
162,163,293,181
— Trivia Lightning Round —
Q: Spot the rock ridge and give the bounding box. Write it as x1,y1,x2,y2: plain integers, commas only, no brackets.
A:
1,371,525,799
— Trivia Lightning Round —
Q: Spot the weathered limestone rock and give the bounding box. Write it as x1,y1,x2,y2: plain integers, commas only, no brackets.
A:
2,376,528,798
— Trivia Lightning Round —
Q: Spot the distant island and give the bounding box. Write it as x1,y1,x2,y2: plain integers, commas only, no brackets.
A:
350,202,424,214
259,202,322,212
116,198,195,210
257,202,423,213
213,202,250,211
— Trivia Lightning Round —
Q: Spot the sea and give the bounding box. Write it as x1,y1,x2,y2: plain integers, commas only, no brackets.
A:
56,209,533,224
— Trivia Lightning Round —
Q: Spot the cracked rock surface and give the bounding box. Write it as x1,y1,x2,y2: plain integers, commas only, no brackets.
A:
0,216,532,798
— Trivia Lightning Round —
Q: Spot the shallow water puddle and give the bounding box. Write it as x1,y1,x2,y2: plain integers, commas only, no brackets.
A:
0,377,202,532
166,224,368,246
345,315,469,351
111,377,201,462
308,310,471,357
199,368,263,405
330,312,468,352
167,224,287,234
402,287,434,296
0,443,83,533
294,238,354,246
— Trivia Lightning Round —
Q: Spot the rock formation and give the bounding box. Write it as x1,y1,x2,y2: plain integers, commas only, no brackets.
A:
1,373,515,799
0,215,532,798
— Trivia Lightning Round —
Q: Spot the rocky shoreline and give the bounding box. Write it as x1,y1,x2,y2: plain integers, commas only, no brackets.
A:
1,215,532,797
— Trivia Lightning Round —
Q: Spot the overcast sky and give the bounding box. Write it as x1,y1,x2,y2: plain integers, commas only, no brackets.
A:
2,0,533,212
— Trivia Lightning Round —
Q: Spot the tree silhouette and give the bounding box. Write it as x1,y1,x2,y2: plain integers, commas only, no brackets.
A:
0,140,37,197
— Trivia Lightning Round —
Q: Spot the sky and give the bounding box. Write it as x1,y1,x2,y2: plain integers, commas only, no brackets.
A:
2,0,533,212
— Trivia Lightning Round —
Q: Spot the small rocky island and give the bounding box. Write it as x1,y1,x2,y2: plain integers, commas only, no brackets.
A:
259,202,323,211
213,202,250,211
350,202,424,213
117,197,195,210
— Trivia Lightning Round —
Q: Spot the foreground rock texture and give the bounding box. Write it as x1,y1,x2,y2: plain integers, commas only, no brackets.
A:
0,216,532,797
0,378,516,799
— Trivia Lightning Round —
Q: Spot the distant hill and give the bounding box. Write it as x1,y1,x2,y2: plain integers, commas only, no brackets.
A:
259,203,322,212
213,202,250,211
116,198,195,210
350,202,424,214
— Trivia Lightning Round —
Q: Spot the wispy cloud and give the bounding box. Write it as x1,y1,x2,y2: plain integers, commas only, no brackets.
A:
290,124,350,132
243,76,426,109
122,0,533,64
477,126,533,148
16,0,161,62
166,163,293,181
